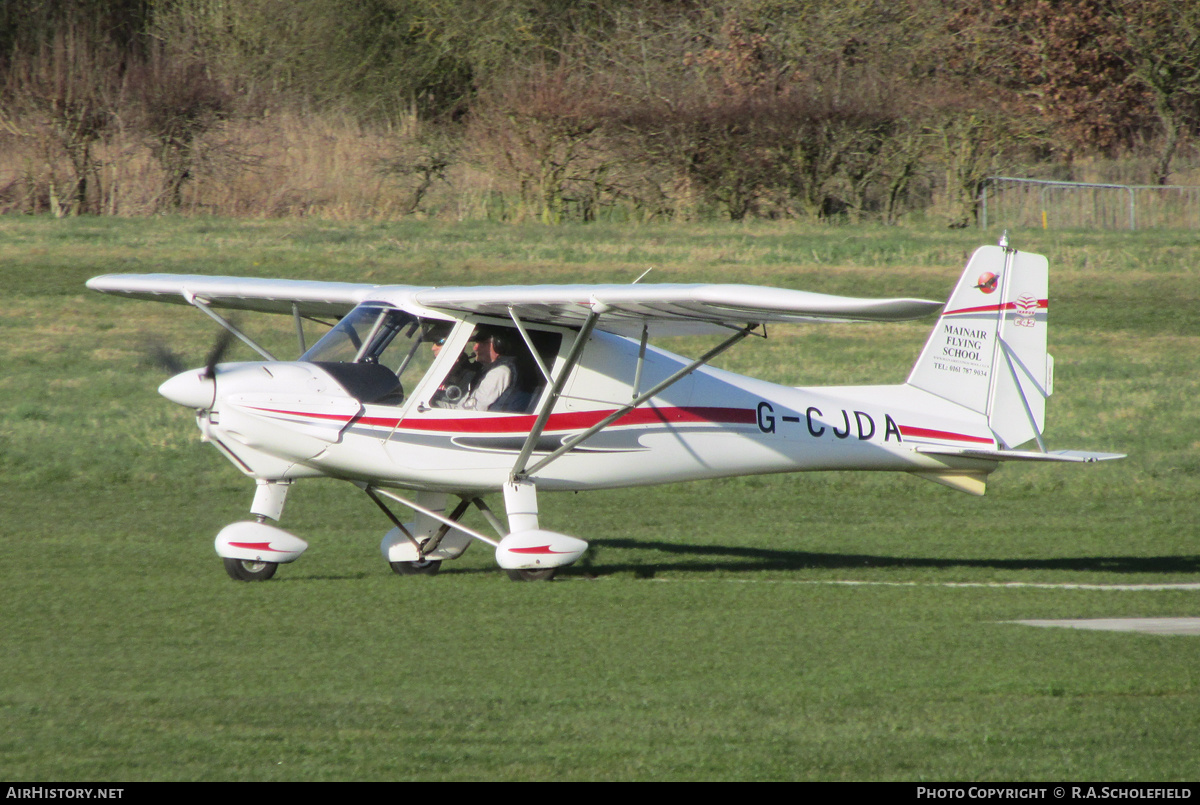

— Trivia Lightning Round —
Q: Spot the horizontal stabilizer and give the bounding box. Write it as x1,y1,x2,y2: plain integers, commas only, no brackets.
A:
915,446,1126,463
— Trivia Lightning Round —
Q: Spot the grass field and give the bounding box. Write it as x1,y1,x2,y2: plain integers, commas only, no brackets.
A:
1,217,1197,781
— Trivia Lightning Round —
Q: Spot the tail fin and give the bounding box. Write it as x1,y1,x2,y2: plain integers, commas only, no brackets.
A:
907,245,1052,450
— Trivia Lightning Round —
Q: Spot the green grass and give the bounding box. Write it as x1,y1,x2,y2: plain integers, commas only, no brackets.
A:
1,216,1197,780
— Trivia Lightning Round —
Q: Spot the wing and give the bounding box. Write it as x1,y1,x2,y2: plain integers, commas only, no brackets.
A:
411,283,943,336
86,274,392,318
88,275,943,335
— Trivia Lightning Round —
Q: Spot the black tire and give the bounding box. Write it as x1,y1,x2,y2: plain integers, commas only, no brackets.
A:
505,567,557,582
390,559,442,576
223,557,278,582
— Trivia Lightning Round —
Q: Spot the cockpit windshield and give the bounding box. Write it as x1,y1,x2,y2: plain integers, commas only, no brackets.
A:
300,306,451,401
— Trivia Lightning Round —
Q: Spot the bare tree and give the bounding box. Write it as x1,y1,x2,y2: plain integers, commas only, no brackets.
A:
2,24,128,214
1101,0,1200,184
467,64,610,223
129,48,232,211
953,0,1200,184
926,87,1045,228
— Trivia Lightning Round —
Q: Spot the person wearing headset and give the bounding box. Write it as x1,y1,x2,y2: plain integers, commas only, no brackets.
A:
428,328,480,408
456,327,521,412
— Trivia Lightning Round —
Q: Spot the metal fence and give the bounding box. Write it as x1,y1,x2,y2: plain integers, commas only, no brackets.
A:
979,176,1200,231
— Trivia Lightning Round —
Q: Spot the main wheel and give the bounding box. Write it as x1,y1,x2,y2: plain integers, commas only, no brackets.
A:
390,559,442,576
223,557,278,582
505,568,557,582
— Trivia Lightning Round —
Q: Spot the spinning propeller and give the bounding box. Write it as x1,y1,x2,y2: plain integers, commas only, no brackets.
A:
157,320,243,410
202,325,237,380
142,338,186,375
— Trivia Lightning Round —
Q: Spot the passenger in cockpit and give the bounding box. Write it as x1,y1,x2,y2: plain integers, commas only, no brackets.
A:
457,327,521,412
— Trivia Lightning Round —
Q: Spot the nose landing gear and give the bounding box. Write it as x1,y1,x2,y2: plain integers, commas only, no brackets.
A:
214,481,305,582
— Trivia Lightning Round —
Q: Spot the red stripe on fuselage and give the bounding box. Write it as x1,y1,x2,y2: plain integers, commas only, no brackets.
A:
246,404,757,434
395,406,756,434
898,425,993,445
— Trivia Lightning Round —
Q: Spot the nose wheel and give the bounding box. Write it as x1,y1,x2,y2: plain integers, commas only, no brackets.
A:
223,558,279,582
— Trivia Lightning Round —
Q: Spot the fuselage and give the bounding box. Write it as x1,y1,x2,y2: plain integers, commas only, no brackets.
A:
180,326,999,494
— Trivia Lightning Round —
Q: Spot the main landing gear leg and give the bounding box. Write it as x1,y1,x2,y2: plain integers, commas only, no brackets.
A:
372,489,473,576
366,483,586,582
501,479,556,582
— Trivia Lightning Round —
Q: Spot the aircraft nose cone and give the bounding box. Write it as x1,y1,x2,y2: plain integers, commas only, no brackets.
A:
158,369,215,409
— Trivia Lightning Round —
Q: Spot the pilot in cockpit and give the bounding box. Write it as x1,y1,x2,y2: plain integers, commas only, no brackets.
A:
427,325,480,408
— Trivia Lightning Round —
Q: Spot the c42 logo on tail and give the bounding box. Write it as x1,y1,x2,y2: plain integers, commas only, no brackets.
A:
1014,294,1038,328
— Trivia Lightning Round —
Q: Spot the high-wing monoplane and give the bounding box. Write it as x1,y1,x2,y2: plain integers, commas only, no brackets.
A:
87,239,1123,581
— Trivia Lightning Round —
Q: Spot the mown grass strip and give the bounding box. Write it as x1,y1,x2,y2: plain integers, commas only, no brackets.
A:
1,217,1196,780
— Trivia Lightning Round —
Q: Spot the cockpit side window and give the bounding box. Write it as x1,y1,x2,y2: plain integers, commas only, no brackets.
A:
433,323,561,414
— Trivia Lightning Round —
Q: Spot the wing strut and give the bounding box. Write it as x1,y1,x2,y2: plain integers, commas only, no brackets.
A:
183,291,276,361
508,306,554,383
292,303,307,354
510,307,604,480
632,324,648,398
512,323,757,482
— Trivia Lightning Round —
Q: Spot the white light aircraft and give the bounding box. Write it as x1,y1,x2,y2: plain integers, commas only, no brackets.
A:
87,238,1123,582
